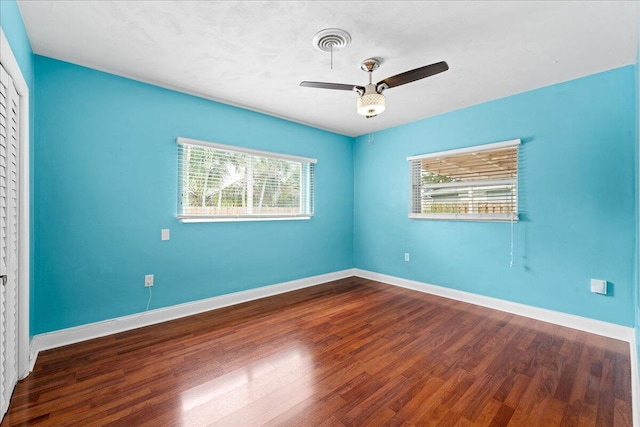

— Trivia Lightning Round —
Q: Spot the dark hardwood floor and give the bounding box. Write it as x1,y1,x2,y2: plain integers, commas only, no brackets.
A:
2,277,633,426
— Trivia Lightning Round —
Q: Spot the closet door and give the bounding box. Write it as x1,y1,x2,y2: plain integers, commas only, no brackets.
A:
0,62,20,419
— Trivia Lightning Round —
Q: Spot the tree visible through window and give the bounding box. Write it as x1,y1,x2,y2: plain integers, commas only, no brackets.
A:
177,138,315,220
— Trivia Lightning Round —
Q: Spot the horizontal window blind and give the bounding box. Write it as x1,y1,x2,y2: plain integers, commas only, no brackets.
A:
177,138,315,221
408,139,520,221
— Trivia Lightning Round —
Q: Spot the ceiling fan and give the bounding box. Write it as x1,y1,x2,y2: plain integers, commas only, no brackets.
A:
300,58,449,118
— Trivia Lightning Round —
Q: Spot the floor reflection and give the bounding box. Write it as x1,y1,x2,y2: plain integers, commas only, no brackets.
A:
180,344,314,425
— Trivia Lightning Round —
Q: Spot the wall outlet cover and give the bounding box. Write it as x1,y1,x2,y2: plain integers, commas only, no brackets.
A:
590,278,607,295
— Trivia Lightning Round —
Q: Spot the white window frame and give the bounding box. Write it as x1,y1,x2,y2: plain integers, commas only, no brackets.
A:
177,137,316,223
408,139,520,222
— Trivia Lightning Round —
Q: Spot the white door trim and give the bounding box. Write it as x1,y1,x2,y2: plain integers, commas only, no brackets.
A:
0,27,30,379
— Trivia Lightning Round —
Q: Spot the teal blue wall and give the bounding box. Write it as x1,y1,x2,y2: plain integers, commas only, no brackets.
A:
354,67,637,326
1,0,33,84
11,5,640,334
34,56,354,334
1,0,35,335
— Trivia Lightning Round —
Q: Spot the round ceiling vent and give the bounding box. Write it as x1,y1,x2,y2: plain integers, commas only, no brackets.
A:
312,28,351,52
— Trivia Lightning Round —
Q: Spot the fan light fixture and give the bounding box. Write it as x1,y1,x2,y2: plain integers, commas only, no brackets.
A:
357,89,385,117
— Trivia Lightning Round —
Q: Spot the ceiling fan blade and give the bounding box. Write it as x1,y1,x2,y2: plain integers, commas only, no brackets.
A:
300,81,363,92
377,61,449,90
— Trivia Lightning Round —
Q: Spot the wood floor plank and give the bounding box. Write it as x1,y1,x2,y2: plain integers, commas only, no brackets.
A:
489,403,516,427
464,397,503,427
614,398,633,427
452,372,505,422
1,278,632,426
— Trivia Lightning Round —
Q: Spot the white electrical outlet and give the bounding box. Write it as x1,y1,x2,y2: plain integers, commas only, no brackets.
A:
404,253,410,262
161,229,170,241
145,274,154,287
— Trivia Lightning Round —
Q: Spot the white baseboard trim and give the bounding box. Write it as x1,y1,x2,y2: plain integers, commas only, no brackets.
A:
29,268,356,367
31,268,635,354
353,269,635,343
26,267,640,424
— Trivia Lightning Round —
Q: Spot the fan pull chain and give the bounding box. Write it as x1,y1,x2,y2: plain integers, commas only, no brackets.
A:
330,43,333,69
368,120,374,145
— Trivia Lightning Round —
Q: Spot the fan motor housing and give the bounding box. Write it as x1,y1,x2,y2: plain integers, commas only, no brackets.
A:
360,58,381,72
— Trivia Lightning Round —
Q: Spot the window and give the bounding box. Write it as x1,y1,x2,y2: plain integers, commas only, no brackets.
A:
177,137,315,222
408,139,520,222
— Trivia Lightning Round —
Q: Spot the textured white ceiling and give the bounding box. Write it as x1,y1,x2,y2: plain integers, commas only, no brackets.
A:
17,1,639,137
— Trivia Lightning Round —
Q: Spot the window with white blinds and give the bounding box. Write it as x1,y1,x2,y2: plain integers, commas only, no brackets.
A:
408,139,520,222
177,137,316,221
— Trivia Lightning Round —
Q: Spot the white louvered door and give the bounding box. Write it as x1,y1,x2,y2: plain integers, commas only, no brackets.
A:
0,62,20,419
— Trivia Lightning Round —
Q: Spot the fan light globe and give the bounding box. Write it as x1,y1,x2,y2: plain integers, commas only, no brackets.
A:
357,93,386,116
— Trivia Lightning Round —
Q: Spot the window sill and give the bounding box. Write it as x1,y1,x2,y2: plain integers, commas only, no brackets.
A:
179,215,312,223
409,213,518,222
